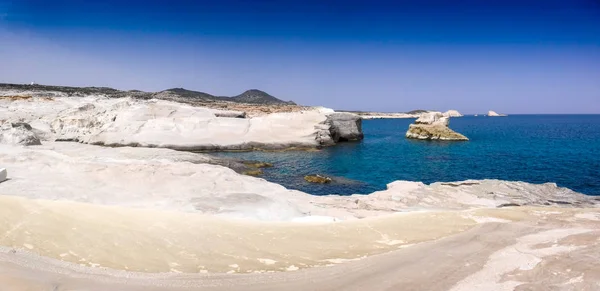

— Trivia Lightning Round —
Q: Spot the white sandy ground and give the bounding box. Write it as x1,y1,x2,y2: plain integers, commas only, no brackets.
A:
0,207,598,291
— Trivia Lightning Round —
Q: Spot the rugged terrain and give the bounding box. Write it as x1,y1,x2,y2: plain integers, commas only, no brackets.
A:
405,111,469,141
0,91,598,291
0,83,301,117
0,93,362,151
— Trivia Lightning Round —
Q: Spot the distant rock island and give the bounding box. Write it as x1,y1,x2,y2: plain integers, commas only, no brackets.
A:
487,110,507,117
340,109,464,119
443,110,464,117
405,112,469,141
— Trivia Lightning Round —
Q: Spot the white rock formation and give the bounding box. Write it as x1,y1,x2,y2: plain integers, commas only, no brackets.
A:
406,112,468,141
487,110,507,117
415,111,450,126
0,122,42,146
0,142,595,222
443,110,463,117
0,96,360,150
326,113,364,142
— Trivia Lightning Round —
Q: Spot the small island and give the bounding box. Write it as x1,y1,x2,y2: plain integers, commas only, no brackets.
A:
487,110,508,117
405,112,469,141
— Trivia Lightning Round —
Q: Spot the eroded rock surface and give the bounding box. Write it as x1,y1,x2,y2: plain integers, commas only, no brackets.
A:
0,96,362,150
405,112,468,141
443,109,464,117
0,122,42,146
326,112,364,142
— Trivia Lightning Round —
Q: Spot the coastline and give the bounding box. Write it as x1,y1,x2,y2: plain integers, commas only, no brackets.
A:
1,89,599,290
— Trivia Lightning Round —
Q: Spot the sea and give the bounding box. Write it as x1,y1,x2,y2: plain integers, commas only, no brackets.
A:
210,115,600,196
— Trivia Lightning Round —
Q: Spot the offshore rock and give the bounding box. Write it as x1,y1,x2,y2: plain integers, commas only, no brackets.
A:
326,112,364,142
304,174,333,184
488,110,507,117
406,112,468,141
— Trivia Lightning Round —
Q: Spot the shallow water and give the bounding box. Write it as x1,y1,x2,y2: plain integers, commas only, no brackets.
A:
210,115,600,196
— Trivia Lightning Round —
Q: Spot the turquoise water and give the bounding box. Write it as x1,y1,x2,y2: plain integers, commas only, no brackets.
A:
210,115,600,196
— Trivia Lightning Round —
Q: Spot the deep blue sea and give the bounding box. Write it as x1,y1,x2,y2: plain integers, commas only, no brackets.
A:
210,115,600,196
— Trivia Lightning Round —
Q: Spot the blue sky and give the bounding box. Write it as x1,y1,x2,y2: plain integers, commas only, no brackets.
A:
0,0,599,113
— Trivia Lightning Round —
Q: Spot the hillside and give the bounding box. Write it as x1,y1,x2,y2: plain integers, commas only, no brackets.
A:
0,83,294,105
230,89,295,105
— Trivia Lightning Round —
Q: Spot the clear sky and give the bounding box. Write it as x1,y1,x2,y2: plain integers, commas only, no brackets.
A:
1,0,599,113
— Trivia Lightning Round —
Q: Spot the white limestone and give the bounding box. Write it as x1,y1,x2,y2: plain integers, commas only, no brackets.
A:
0,122,42,146
414,111,450,126
1,96,342,150
406,112,469,141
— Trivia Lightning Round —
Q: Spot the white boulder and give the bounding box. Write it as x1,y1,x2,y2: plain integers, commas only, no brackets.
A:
0,123,42,146
326,112,364,142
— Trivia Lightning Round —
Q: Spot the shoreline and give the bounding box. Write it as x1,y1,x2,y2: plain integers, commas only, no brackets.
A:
1,92,599,290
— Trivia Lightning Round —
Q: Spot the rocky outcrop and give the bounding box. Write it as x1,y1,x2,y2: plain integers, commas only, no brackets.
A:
0,122,42,146
345,179,600,211
488,110,507,117
443,110,463,117
304,174,333,184
0,96,364,151
240,161,273,176
325,112,364,142
212,110,246,118
405,112,468,141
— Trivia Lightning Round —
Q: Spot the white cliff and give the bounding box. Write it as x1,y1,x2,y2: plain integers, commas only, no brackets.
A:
0,96,362,150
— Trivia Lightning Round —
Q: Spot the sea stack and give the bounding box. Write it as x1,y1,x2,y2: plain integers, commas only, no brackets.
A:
487,110,507,117
405,112,468,141
325,112,364,142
